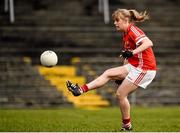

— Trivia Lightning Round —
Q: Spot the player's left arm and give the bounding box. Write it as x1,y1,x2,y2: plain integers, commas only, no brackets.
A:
123,59,128,65
132,37,153,55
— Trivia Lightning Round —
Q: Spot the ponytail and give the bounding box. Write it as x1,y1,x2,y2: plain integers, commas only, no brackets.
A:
129,9,149,22
112,9,150,23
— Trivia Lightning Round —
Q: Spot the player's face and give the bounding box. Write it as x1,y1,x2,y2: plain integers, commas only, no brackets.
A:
114,17,128,32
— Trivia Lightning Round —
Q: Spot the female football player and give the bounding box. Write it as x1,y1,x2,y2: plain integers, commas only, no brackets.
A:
66,9,157,131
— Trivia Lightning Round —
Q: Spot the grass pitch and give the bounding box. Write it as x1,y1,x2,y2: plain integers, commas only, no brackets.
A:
0,106,180,132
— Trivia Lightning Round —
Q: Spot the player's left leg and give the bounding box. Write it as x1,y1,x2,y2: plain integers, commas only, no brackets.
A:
116,79,138,131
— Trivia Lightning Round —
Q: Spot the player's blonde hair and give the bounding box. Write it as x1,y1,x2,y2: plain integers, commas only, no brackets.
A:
112,9,149,22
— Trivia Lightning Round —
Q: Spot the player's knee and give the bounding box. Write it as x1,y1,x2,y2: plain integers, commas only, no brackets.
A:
116,90,125,100
103,69,111,78
103,69,118,78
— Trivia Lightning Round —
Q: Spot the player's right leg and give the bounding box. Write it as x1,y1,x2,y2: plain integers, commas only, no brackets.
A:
66,81,82,96
66,66,128,96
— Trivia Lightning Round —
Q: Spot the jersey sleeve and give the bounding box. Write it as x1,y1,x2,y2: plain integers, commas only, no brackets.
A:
129,25,147,45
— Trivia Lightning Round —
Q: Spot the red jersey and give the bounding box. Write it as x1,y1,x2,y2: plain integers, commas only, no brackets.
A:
123,24,157,70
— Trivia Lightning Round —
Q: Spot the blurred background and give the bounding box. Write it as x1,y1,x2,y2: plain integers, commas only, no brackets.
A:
0,0,180,109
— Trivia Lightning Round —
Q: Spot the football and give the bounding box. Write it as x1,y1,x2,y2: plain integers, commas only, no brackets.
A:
40,50,58,67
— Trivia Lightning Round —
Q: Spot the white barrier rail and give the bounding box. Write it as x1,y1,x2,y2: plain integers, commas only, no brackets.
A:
98,0,110,24
4,0,109,24
4,0,15,23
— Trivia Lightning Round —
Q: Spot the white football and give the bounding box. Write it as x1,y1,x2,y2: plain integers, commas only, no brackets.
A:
40,50,58,67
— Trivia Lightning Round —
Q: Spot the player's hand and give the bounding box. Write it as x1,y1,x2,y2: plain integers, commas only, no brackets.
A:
121,50,133,59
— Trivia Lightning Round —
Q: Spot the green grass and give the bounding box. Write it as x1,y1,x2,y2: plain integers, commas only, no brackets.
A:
0,106,180,132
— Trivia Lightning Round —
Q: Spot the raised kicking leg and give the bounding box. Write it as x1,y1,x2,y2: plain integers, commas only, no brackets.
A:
66,66,128,96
